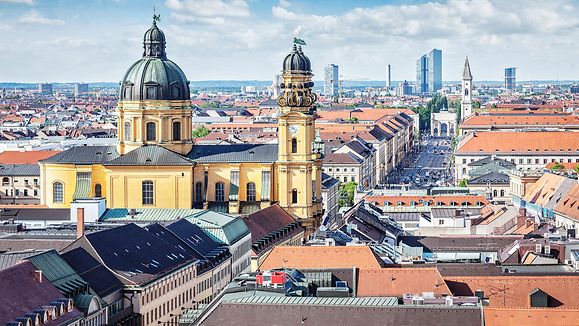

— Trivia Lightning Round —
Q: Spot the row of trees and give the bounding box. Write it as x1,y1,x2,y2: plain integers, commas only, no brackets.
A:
413,95,481,132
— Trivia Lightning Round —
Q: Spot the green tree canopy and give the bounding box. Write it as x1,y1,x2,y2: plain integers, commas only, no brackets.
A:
192,126,210,138
338,181,357,207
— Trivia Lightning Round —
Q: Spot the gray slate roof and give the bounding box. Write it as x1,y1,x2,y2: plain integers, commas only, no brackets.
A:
0,164,39,176
40,145,119,164
468,172,510,184
105,145,194,166
187,144,278,163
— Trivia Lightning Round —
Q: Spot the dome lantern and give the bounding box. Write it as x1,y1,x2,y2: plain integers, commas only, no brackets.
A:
143,17,167,59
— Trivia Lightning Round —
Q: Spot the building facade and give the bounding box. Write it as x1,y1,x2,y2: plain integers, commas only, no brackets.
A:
323,64,339,98
505,67,516,92
38,20,323,234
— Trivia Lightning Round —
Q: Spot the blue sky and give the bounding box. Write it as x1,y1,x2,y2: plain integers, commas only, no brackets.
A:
0,0,578,82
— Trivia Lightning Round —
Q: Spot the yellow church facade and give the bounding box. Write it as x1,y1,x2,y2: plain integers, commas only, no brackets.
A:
38,19,323,231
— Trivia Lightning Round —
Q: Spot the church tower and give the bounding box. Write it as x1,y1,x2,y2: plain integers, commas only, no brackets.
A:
461,57,473,121
276,43,323,234
117,17,193,155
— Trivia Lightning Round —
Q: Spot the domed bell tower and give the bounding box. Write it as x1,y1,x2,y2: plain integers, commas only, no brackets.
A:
277,43,323,235
117,17,193,155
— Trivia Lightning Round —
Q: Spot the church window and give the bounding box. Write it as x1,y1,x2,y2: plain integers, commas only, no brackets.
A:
246,182,256,202
261,171,271,201
53,182,64,203
124,122,131,141
500,190,505,197
94,184,102,197
464,88,469,96
142,181,154,205
2,177,8,186
215,182,225,202
493,189,498,197
146,122,156,141
173,121,181,141
171,85,181,99
195,182,203,203
146,86,157,99
291,189,298,204
291,138,298,154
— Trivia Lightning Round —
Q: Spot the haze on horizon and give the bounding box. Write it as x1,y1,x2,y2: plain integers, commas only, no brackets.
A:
0,0,578,83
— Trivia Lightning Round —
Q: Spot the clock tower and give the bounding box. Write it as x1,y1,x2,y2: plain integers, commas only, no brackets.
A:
276,43,323,235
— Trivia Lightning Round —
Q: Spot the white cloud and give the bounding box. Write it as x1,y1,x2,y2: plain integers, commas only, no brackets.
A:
19,10,64,25
165,0,250,22
0,0,33,4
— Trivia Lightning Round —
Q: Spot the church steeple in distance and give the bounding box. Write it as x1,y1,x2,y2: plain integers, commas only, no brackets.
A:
463,56,472,80
461,56,473,122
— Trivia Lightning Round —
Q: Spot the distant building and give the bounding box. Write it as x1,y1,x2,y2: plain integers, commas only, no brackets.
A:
323,64,339,98
416,49,442,94
38,83,52,95
428,49,443,93
272,74,282,99
505,67,516,92
416,55,428,93
74,83,89,97
461,57,473,121
570,83,579,94
396,80,413,96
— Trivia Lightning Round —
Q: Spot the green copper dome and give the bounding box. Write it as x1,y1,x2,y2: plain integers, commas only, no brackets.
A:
119,19,190,101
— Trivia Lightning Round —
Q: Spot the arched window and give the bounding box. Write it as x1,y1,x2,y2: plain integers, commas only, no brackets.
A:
215,182,225,202
291,189,298,204
500,189,505,197
124,122,131,141
173,121,181,141
2,177,9,186
94,183,102,198
493,189,498,197
142,180,154,205
291,138,298,154
146,122,156,141
195,182,203,203
53,182,64,203
465,88,469,96
246,182,256,202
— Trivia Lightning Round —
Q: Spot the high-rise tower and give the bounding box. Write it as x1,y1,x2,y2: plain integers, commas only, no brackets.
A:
276,44,323,234
117,18,193,155
461,57,473,121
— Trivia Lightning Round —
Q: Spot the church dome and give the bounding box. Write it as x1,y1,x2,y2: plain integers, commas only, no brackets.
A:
119,19,190,101
283,45,311,73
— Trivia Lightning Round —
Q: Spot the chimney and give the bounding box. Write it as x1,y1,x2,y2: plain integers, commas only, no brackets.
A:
525,219,534,229
76,207,85,239
517,215,526,228
34,270,43,283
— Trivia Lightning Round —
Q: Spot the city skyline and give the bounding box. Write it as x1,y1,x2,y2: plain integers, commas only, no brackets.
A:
0,0,578,82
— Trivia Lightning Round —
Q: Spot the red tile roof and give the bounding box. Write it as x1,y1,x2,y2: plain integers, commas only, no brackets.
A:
456,132,579,154
462,114,579,127
365,195,489,207
0,150,61,164
259,246,383,270
357,267,451,297
484,307,579,326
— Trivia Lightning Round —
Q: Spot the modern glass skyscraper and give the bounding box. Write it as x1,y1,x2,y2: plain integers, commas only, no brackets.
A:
505,67,516,92
416,55,428,93
323,64,339,97
416,49,442,94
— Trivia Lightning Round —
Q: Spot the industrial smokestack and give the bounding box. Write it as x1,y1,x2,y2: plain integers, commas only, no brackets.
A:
387,64,392,89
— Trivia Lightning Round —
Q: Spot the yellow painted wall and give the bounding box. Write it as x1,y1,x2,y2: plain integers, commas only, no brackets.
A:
41,163,78,208
106,166,193,209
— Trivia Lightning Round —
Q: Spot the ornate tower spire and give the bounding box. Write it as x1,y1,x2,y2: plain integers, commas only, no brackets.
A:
276,40,322,235
463,56,472,80
143,14,167,59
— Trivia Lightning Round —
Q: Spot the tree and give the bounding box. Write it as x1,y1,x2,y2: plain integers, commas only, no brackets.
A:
458,179,468,187
551,162,565,170
338,181,357,207
192,126,210,138
575,164,579,174
473,101,482,109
